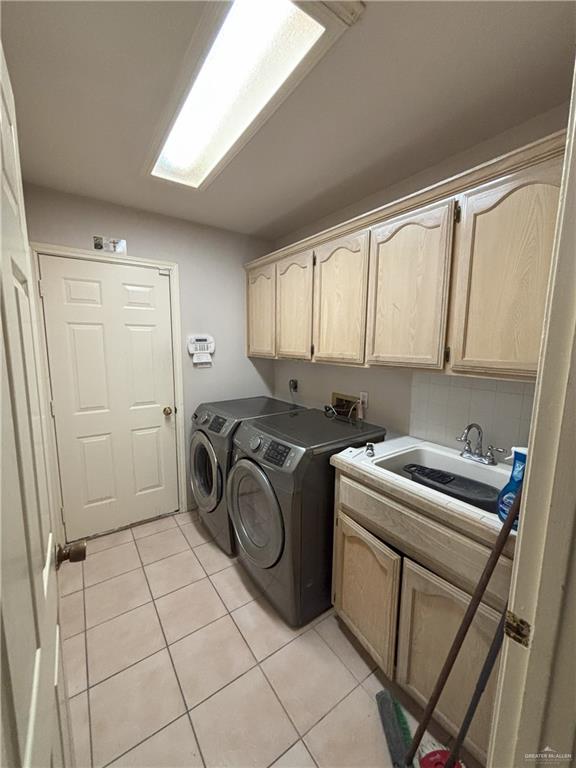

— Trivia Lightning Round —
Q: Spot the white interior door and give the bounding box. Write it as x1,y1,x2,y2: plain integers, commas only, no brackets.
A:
1,46,71,767
40,255,179,540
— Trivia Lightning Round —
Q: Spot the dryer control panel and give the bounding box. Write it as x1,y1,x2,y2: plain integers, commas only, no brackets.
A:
263,441,291,467
234,423,304,473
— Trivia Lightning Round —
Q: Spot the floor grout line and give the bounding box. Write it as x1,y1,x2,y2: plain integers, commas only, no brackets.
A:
66,516,371,768
87,644,167,693
264,737,305,768
83,563,143,591
132,524,208,768
85,597,154,634
82,520,225,589
81,569,94,768
186,660,259,715
164,611,233,650
82,572,238,641
101,713,187,768
257,660,303,737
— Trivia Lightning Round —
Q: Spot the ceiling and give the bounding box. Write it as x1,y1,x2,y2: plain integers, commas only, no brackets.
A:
2,1,575,240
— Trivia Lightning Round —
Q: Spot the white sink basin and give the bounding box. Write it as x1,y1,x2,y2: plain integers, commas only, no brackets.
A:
373,444,510,491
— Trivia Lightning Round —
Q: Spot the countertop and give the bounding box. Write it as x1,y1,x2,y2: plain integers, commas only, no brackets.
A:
331,433,516,557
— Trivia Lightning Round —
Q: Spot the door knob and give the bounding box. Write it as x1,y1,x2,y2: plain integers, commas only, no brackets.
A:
163,406,173,416
56,541,86,570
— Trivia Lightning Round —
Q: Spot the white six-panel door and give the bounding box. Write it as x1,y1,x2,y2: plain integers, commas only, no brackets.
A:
40,255,179,540
1,46,71,767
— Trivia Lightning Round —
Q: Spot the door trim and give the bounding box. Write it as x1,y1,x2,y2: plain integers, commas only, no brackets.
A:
29,241,187,536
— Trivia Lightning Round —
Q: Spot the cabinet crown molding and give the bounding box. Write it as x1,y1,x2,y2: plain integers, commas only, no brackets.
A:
245,130,565,271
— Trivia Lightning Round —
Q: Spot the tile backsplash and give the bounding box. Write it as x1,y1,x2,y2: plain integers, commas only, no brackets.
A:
410,373,534,455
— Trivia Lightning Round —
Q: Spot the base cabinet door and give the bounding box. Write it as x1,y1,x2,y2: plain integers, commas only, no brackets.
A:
397,559,500,763
276,250,314,359
333,512,401,677
366,200,454,368
313,230,369,364
247,263,276,357
451,157,562,376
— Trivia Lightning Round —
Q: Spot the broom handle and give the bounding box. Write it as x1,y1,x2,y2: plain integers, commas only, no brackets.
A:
404,490,521,767
444,607,507,768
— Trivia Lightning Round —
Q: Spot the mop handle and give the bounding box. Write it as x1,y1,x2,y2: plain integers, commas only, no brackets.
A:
404,490,522,766
444,607,507,768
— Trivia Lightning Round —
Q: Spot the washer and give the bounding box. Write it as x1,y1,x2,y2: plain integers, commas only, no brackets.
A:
189,397,304,555
227,409,386,626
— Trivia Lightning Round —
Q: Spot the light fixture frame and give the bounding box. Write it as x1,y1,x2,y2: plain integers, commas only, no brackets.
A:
145,1,363,191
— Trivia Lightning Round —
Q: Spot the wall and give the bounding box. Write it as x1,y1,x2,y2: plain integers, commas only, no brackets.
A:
273,361,413,435
272,361,534,455
23,183,274,508
410,373,534,455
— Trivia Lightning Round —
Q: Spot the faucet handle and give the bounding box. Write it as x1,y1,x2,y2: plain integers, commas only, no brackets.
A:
365,442,375,457
485,445,506,464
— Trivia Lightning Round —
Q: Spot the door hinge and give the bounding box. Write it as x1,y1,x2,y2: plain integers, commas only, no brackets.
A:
311,343,315,356
49,400,55,418
158,268,170,277
38,279,44,298
504,610,531,647
444,346,451,363
312,254,317,267
454,202,462,223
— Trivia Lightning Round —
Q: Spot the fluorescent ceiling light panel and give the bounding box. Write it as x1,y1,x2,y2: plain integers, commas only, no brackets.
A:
152,0,325,188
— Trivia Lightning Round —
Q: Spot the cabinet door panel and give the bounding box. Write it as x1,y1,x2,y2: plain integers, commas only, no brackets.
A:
333,512,401,676
247,264,276,358
276,251,313,359
452,159,561,375
367,201,454,368
313,231,369,364
397,559,500,762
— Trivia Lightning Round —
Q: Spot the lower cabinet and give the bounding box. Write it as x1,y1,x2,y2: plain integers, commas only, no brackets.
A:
396,559,500,763
332,512,401,677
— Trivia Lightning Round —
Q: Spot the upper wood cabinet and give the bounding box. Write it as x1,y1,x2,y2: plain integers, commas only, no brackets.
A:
396,559,500,763
366,200,454,368
333,512,401,677
247,263,276,358
451,157,562,375
313,230,370,364
245,136,564,374
276,250,314,360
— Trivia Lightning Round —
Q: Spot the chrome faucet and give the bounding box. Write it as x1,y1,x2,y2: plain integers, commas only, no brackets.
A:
457,422,484,458
456,423,505,465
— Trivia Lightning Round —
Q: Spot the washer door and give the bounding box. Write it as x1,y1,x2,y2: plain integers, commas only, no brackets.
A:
189,430,222,513
227,459,284,569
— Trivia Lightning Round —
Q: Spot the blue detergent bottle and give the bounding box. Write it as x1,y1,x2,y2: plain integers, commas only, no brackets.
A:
497,447,527,530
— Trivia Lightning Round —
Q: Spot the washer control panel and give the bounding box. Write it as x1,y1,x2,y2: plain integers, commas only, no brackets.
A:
263,441,291,467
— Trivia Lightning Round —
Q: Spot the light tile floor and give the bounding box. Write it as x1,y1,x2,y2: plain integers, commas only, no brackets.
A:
61,512,397,768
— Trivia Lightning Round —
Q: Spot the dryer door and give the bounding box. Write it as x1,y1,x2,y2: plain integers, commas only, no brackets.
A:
190,430,222,513
227,458,284,568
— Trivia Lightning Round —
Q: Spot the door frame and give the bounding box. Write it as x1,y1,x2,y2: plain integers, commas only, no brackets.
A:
29,241,187,540
488,61,576,764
